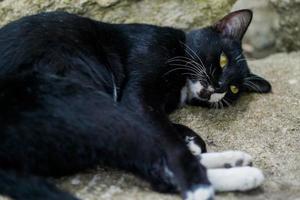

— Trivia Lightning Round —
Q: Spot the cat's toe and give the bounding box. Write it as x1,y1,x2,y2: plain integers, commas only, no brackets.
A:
225,151,253,167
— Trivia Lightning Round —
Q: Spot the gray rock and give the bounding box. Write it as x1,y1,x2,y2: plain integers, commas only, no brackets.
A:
232,0,279,58
54,52,299,200
269,0,300,52
0,0,236,30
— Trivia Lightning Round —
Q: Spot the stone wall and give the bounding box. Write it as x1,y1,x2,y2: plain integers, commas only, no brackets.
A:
269,0,300,52
232,0,279,58
0,0,236,30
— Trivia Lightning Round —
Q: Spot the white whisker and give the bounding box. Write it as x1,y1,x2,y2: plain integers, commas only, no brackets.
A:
223,98,232,107
180,41,202,63
168,63,204,76
237,58,247,63
244,82,267,101
235,53,243,61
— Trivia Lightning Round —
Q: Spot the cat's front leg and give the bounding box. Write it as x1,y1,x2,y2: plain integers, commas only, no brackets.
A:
121,91,217,199
173,123,264,192
202,152,264,192
207,167,264,192
173,123,253,168
173,123,207,155
200,151,253,169
159,131,215,200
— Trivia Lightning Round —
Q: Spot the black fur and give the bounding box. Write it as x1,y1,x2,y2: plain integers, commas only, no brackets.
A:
0,10,271,200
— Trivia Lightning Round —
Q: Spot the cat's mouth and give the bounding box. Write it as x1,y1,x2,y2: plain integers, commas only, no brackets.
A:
181,79,227,106
195,92,227,103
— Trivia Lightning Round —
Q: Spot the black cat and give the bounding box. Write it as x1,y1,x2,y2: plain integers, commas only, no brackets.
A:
0,9,271,200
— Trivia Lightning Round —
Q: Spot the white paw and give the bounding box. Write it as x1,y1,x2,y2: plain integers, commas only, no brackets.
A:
200,151,253,169
185,136,202,156
185,185,214,200
208,167,265,192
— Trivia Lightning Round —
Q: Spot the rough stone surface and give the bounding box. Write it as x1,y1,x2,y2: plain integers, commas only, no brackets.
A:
269,0,300,52
54,52,300,200
0,0,236,30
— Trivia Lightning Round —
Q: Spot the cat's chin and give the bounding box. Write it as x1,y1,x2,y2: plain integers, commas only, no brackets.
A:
187,98,211,108
187,98,229,109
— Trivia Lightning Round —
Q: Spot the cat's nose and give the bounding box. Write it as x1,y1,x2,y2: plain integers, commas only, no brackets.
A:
198,89,212,100
215,84,227,93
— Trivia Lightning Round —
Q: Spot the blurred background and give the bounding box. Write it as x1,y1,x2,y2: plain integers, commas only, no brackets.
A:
0,0,299,58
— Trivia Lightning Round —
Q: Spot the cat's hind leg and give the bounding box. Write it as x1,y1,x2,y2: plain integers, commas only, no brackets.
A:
0,78,179,197
0,170,79,200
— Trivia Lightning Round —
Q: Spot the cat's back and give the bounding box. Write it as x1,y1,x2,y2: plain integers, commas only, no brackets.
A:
0,12,120,75
0,11,102,46
0,12,122,116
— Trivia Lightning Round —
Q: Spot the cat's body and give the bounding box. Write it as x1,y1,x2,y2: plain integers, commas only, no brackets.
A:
0,10,271,200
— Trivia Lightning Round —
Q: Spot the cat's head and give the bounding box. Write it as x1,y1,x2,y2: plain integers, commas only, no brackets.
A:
179,9,271,108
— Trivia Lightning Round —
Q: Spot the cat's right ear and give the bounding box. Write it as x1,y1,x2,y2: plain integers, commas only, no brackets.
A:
243,73,272,93
213,9,253,41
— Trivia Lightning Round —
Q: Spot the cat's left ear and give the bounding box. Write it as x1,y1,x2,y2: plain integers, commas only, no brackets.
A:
213,9,253,41
243,73,272,93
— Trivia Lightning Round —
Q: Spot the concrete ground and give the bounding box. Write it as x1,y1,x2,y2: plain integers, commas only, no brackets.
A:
1,52,299,200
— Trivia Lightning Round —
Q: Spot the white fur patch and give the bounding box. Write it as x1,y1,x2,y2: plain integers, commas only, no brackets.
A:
208,92,226,103
200,151,252,169
207,85,214,92
180,85,188,106
187,79,204,99
185,136,202,156
185,185,214,200
181,79,227,105
208,167,265,192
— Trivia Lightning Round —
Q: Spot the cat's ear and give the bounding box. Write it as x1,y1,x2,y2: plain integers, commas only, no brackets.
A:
243,73,272,93
213,9,253,41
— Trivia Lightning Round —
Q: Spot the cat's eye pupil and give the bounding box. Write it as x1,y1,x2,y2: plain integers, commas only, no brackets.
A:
230,85,239,94
220,52,228,68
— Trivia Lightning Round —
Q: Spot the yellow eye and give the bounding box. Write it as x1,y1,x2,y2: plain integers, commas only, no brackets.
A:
230,85,239,94
220,52,228,68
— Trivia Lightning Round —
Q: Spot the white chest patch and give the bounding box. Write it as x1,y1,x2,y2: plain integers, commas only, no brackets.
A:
188,80,204,97
180,85,188,106
180,79,227,105
180,79,205,106
187,80,205,100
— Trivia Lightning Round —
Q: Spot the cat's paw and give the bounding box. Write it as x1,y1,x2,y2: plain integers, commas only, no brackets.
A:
185,185,214,200
208,167,265,192
200,151,253,169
